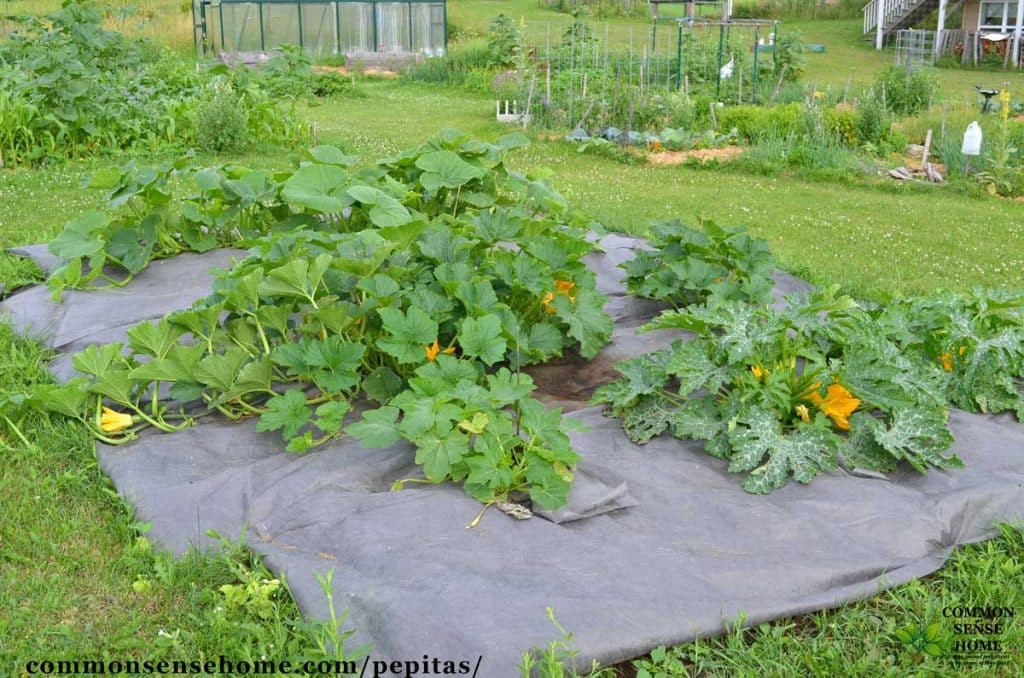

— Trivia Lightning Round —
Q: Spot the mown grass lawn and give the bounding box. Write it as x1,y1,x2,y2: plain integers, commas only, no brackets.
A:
2,8,1024,676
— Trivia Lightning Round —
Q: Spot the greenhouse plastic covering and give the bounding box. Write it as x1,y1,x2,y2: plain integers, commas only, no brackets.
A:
197,0,446,57
3,235,1024,674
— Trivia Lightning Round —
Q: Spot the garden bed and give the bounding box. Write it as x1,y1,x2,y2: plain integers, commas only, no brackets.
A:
648,146,745,166
4,236,1024,673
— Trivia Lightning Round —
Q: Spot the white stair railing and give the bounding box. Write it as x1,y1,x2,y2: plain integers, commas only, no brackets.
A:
863,0,929,34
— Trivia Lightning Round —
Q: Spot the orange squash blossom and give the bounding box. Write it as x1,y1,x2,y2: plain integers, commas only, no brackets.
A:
807,384,860,431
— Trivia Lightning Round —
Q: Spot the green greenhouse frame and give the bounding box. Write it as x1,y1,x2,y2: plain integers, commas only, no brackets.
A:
192,0,447,57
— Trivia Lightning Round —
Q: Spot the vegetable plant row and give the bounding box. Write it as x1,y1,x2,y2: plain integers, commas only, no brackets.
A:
15,133,1024,505
595,224,1024,493
21,131,615,510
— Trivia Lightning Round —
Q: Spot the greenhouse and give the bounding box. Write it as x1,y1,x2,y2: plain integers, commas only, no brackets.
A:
192,0,447,57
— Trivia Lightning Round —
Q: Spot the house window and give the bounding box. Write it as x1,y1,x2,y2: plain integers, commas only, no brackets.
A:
979,0,1015,31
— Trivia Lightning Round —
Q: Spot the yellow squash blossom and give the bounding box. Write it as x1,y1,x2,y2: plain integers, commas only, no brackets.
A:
794,404,811,423
939,352,954,372
554,279,576,301
807,384,860,431
424,340,455,361
543,280,576,313
751,364,768,381
100,406,134,433
542,291,557,314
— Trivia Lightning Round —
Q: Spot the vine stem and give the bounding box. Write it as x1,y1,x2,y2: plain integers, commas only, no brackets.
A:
466,501,493,529
2,415,33,451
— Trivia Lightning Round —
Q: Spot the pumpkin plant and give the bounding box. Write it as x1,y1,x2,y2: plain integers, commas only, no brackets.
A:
25,131,614,511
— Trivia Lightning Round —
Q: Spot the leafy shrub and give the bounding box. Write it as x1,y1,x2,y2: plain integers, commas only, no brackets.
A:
665,93,696,130
825,107,859,146
193,80,248,153
401,42,492,92
854,92,890,147
598,235,1024,494
773,33,807,83
738,132,862,179
773,81,809,104
486,14,526,69
253,45,354,99
0,0,302,165
875,66,938,116
716,104,803,142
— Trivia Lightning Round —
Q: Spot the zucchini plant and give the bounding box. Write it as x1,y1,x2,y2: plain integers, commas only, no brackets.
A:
598,237,1024,493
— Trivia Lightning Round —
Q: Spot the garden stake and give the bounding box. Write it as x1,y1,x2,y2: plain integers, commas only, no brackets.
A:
716,22,725,98
575,100,596,132
922,128,933,174
623,98,635,148
545,61,551,105
676,20,683,92
752,25,760,103
522,76,536,131
770,65,786,103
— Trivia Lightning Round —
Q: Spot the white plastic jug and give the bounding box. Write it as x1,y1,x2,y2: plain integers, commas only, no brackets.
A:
962,121,983,156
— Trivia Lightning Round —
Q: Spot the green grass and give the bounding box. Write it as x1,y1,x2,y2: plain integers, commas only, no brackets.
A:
2,19,1024,673
0,323,363,674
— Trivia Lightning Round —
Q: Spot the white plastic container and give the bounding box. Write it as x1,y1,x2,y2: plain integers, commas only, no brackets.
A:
962,121,983,156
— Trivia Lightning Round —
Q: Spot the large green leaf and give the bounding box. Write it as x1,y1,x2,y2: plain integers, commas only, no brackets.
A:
308,145,358,167
48,211,108,260
377,306,438,364
459,315,506,366
414,150,486,192
728,409,839,494
551,287,613,359
347,406,402,448
867,408,959,473
257,389,312,440
281,164,349,213
126,319,185,359
72,342,125,378
347,185,412,227
665,339,726,396
415,429,470,481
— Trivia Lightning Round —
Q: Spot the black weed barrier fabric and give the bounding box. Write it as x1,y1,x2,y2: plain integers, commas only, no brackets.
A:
3,235,1024,674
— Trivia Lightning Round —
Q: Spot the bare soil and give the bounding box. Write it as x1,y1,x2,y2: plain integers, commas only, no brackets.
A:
648,146,745,166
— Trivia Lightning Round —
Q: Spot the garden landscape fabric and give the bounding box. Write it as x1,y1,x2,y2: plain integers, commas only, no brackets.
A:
3,236,1024,674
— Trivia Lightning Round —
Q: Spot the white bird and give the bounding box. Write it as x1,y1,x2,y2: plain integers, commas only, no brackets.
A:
719,57,734,80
